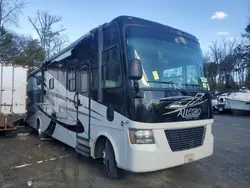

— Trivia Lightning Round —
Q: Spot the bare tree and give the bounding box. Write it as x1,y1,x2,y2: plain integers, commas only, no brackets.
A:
0,0,26,28
208,39,237,85
203,52,218,90
28,11,68,58
209,41,223,84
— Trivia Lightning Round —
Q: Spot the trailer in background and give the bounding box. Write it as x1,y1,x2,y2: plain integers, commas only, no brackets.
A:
0,64,28,136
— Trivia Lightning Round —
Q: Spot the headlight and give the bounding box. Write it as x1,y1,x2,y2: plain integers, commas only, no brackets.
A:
129,129,155,144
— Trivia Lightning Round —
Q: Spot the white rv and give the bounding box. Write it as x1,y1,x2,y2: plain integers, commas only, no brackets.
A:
26,16,214,178
0,64,28,135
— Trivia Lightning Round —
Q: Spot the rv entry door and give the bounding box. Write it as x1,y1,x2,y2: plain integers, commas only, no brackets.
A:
74,62,91,142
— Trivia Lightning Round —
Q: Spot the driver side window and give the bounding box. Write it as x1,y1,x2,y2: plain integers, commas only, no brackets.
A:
102,23,122,88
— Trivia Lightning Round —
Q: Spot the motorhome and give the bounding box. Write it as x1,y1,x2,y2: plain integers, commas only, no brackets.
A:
26,16,214,178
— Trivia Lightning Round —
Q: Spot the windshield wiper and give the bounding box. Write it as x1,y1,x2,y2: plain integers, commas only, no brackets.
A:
147,81,175,84
182,84,201,87
183,84,204,91
147,80,190,96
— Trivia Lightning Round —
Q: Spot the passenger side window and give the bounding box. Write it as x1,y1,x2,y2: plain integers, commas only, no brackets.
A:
67,69,76,91
103,23,118,49
102,46,122,88
102,23,122,88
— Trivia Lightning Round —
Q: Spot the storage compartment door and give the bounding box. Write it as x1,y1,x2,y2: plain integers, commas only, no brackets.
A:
12,67,27,114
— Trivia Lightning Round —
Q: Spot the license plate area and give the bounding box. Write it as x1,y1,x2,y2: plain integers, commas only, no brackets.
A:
184,153,195,163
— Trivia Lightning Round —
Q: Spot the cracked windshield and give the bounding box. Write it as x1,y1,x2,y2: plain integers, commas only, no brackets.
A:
0,0,249,188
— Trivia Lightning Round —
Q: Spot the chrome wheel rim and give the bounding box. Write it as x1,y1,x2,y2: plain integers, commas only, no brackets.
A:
38,127,42,136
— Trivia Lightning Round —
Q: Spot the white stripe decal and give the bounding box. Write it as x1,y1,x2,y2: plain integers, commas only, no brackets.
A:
10,155,70,170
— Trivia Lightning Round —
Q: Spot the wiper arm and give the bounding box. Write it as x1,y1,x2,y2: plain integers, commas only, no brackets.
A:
147,80,190,96
147,81,175,84
183,84,201,87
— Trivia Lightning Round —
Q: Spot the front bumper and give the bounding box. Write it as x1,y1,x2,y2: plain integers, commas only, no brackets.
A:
125,123,214,173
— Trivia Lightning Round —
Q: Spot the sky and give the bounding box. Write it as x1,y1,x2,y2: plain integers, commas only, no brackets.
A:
16,0,249,52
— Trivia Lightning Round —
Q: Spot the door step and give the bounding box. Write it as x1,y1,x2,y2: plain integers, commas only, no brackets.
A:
76,137,90,157
77,136,89,146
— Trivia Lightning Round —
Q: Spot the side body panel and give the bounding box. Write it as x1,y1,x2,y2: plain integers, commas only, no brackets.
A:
26,70,42,129
0,64,28,128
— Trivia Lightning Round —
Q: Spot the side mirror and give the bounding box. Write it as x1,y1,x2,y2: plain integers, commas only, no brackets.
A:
129,59,142,80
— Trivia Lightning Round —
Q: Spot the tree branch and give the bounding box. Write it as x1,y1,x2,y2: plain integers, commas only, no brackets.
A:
0,0,26,27
28,11,67,58
28,16,42,41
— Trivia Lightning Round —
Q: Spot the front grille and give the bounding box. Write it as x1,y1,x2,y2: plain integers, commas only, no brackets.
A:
165,126,206,152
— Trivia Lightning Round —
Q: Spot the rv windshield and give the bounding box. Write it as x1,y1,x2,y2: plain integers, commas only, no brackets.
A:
126,26,206,90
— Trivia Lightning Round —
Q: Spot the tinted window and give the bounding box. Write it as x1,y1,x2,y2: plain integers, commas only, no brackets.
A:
103,23,119,49
36,76,42,86
80,72,88,93
49,78,54,90
67,69,76,91
102,46,122,88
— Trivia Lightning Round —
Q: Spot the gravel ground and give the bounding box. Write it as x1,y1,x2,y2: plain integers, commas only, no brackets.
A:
0,115,250,188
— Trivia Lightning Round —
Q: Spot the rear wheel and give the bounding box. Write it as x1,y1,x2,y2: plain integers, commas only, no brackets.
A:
103,140,120,179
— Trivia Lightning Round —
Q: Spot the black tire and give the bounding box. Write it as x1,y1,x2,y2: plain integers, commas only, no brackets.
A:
104,140,120,179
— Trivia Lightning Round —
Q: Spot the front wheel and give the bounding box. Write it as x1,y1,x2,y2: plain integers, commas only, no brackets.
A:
103,140,120,179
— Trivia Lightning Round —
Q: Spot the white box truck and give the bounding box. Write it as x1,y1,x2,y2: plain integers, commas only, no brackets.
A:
0,64,28,135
